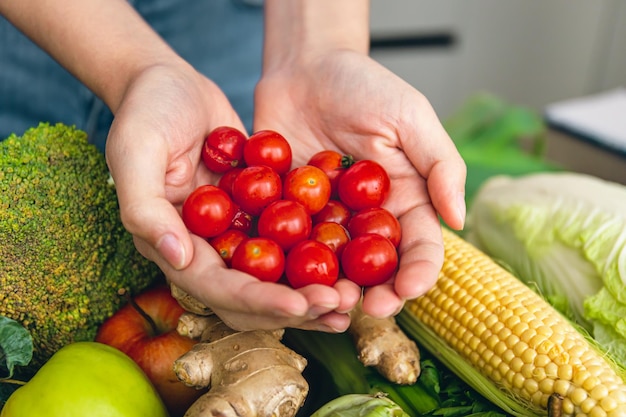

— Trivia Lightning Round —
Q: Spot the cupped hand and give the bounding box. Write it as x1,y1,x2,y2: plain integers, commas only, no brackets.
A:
105,62,360,332
253,50,467,318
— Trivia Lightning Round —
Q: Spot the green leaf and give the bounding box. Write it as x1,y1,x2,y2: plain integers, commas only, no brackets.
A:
416,360,440,399
0,316,33,379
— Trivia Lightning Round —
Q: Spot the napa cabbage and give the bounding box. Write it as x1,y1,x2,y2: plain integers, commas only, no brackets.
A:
465,172,626,367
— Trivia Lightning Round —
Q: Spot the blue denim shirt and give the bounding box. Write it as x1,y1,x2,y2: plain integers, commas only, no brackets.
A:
0,0,263,152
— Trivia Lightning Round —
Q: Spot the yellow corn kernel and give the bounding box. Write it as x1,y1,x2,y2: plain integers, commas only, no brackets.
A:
400,229,626,417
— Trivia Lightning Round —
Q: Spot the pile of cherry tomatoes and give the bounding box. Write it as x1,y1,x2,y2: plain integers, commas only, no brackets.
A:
182,126,401,289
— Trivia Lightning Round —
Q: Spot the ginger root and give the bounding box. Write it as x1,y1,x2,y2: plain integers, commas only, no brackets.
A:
170,284,309,417
349,302,421,385
170,283,213,316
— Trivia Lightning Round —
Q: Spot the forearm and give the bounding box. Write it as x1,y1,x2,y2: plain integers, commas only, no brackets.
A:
0,0,184,113
262,0,370,72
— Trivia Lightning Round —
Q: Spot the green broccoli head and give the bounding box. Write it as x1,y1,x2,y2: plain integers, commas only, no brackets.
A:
0,123,163,373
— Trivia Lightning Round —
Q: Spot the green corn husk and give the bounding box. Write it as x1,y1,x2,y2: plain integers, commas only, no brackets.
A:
310,393,410,417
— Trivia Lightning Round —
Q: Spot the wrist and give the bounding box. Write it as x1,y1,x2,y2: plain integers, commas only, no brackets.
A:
263,0,369,71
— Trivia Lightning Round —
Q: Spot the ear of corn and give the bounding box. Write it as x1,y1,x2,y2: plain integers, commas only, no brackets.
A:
397,228,626,417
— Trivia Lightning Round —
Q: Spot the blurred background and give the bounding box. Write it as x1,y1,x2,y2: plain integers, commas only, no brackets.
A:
368,0,626,184
368,0,625,119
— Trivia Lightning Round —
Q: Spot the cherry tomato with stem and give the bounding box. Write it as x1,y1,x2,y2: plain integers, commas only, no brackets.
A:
341,233,398,287
182,185,236,239
310,221,350,258
209,229,247,267
231,237,285,283
285,240,339,289
201,126,247,174
307,150,354,198
283,165,331,215
243,130,292,175
348,207,402,247
338,159,390,211
231,165,282,216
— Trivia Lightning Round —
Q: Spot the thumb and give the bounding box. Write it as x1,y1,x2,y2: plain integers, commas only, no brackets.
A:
132,199,191,271
106,136,194,271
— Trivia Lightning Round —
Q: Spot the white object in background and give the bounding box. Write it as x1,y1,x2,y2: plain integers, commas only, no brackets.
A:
544,87,626,155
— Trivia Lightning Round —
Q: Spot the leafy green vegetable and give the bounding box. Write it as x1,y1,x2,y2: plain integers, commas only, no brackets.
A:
585,288,626,363
0,317,32,380
1,316,33,408
466,171,626,368
310,393,410,417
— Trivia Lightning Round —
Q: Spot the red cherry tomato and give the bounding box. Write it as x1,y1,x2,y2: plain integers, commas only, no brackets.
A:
283,165,331,215
243,130,292,175
209,229,247,267
312,199,352,228
201,126,247,174
182,185,236,238
257,200,312,251
347,207,402,247
307,150,354,198
231,165,282,216
230,207,255,235
231,237,285,282
341,233,398,287
285,240,339,289
338,160,390,211
310,221,350,258
217,167,244,197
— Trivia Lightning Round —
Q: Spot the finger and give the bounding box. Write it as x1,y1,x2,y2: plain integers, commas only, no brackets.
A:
361,283,404,318
306,312,352,333
399,97,467,230
393,203,444,301
333,278,363,313
295,284,342,318
427,156,467,231
208,309,351,333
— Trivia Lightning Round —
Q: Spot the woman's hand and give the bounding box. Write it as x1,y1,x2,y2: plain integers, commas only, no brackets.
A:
254,49,467,318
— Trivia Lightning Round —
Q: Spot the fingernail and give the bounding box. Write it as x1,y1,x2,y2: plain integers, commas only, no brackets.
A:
156,233,185,270
457,192,466,229
391,301,406,317
314,324,343,333
307,304,336,319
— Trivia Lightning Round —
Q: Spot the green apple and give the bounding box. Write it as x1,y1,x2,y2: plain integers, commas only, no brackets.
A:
1,342,169,417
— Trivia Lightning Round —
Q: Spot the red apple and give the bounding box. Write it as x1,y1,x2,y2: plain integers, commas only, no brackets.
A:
95,285,204,417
